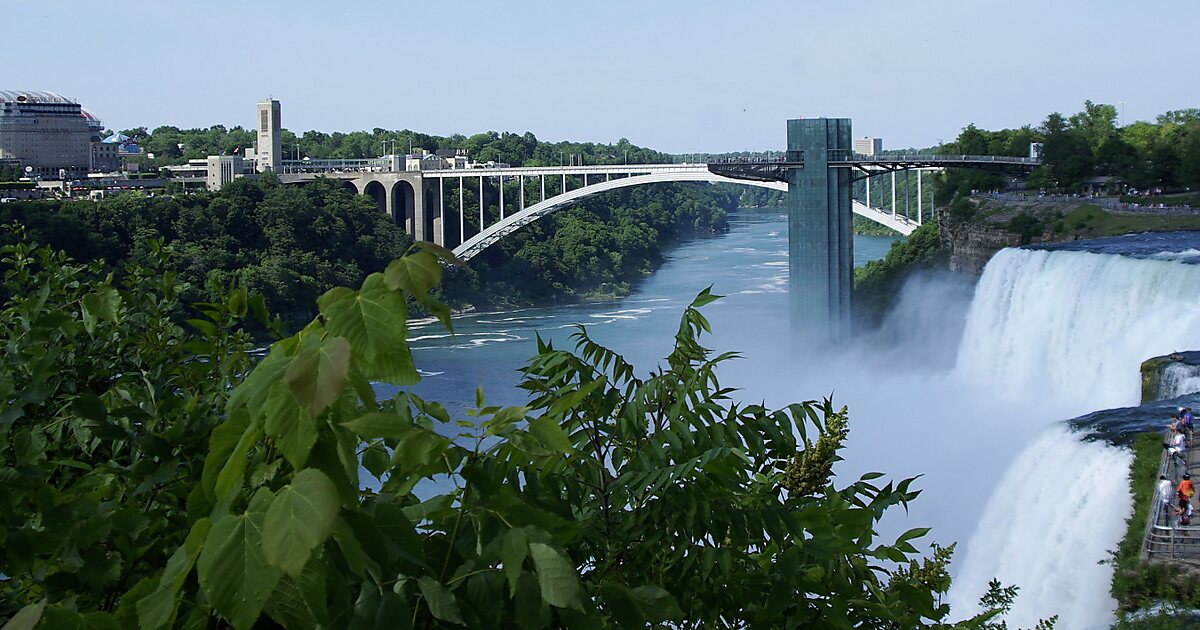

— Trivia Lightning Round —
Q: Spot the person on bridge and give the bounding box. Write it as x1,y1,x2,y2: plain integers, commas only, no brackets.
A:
1176,494,1194,534
1179,473,1195,503
1159,475,1176,522
1168,428,1188,471
1181,407,1196,437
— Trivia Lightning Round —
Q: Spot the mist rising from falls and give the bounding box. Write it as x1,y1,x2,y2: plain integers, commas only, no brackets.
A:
947,246,1200,628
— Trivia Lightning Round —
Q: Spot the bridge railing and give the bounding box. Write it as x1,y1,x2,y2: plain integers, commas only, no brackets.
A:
838,153,1041,166
1141,426,1200,565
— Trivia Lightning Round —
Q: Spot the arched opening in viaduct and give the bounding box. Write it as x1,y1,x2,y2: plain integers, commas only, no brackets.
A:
391,180,416,237
423,181,441,244
363,181,387,214
340,180,359,195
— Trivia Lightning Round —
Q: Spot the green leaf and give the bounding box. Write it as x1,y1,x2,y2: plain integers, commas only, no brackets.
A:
384,251,442,299
499,528,528,595
629,585,684,623
389,429,451,475
528,542,581,610
228,341,295,417
262,470,341,577
263,381,317,469
341,411,414,439
321,274,419,384
137,518,212,630
36,607,120,630
527,416,572,455
416,577,464,625
690,286,722,308
81,286,120,334
201,411,250,501
896,527,931,545
213,420,264,506
227,287,248,318
285,334,351,418
264,554,329,629
2,601,45,630
197,489,282,629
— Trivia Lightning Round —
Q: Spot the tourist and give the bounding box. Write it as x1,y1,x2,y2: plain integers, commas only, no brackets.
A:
1159,475,1175,521
1179,473,1195,502
1168,429,1188,471
1177,495,1194,536
1180,408,1195,441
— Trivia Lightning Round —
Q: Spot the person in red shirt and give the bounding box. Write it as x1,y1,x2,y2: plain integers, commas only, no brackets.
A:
1179,473,1195,502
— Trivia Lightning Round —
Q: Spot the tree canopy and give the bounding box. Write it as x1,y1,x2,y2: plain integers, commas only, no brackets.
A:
0,236,1044,628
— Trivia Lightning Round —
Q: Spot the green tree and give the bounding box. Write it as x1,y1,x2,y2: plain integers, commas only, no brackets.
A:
0,236,1040,628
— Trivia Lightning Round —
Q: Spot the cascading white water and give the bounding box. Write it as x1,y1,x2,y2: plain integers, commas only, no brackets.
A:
948,247,1200,628
956,248,1200,410
948,425,1132,628
1159,363,1200,399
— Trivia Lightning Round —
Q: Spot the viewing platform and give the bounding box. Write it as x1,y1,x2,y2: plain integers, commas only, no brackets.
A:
1141,425,1200,565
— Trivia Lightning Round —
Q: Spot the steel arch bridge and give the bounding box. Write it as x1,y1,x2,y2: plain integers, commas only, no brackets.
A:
411,165,924,262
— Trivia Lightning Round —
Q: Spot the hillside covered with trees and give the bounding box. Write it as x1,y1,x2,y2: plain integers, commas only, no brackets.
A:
934,102,1200,198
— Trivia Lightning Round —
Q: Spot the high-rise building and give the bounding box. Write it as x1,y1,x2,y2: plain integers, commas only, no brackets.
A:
256,99,281,173
0,90,102,178
853,137,882,156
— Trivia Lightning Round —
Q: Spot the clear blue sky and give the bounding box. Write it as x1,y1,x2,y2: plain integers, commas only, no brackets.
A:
9,0,1197,153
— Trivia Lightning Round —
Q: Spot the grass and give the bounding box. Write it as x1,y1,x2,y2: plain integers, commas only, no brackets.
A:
1056,205,1200,238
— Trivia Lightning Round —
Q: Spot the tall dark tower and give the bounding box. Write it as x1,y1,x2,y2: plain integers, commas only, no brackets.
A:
786,118,853,340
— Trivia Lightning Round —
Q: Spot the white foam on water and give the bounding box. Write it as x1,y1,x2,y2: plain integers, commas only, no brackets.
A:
948,425,1132,629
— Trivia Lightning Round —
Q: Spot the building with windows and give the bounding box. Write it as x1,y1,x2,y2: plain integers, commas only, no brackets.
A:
256,99,281,173
853,137,883,156
0,90,102,178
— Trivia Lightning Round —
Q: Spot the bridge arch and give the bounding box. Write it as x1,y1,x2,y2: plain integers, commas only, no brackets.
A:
363,180,387,214
340,180,359,195
450,171,914,262
391,180,415,236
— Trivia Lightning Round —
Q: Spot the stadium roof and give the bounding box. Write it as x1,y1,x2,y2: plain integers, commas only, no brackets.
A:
0,90,76,104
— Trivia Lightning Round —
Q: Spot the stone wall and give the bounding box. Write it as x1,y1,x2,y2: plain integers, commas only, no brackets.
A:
936,208,1023,275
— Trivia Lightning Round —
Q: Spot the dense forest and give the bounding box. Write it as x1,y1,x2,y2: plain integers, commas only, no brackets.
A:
0,175,732,322
935,101,1200,198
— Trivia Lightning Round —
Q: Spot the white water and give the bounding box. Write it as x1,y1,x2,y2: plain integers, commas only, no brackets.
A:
949,426,1132,628
957,248,1200,410
949,248,1200,628
1159,363,1200,399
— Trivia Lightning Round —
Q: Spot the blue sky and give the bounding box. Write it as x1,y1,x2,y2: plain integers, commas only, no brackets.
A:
9,0,1197,153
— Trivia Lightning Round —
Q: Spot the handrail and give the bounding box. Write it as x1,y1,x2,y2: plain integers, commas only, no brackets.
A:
1142,425,1197,562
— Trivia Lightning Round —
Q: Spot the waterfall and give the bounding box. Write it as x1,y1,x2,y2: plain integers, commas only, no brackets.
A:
1159,362,1200,400
947,425,1132,628
948,246,1200,627
956,247,1200,410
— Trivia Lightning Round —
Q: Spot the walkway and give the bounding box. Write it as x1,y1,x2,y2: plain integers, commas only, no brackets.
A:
1142,427,1200,564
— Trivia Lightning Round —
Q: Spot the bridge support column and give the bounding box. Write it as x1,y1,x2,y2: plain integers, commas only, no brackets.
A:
478,177,484,232
519,175,525,212
459,176,465,245
787,118,852,340
412,176,429,242
891,171,897,220
917,170,923,225
540,175,545,202
438,178,445,246
499,176,504,220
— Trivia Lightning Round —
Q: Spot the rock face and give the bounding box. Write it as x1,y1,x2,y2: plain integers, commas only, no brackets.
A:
1141,351,1200,404
937,209,1023,275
